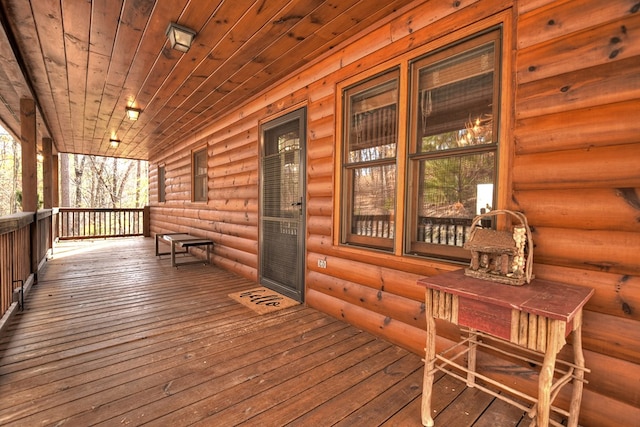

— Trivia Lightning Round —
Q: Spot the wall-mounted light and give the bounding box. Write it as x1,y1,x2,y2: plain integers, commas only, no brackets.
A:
109,138,120,148
165,22,196,52
125,106,141,121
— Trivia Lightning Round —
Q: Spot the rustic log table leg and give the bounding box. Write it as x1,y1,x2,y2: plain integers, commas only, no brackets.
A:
467,328,478,387
568,312,585,427
537,320,563,426
422,289,436,427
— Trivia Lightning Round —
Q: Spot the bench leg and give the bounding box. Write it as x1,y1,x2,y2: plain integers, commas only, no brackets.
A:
171,241,177,267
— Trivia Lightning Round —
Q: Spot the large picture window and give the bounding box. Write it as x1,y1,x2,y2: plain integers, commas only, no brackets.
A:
341,70,399,250
339,28,502,262
192,147,207,202
408,30,500,261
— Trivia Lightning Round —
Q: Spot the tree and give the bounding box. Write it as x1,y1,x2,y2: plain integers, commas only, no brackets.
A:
0,128,148,217
0,128,20,216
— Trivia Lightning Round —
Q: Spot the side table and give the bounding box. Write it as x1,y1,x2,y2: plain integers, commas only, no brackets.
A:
418,269,593,427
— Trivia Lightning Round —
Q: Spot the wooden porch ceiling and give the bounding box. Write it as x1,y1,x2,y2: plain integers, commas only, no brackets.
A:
0,238,530,426
0,0,417,161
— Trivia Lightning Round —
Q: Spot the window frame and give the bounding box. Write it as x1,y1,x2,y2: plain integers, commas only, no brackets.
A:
334,17,512,265
158,164,166,203
340,69,400,251
191,146,208,203
406,29,502,262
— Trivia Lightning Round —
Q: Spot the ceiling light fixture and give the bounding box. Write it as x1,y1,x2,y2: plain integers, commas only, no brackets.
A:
109,138,120,148
125,106,141,121
165,22,196,52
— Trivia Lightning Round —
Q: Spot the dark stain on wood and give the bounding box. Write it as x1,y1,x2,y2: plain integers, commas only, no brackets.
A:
273,15,304,25
616,188,640,210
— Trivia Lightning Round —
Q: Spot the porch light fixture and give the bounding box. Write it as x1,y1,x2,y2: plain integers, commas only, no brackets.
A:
109,138,120,148
125,106,141,121
165,22,196,52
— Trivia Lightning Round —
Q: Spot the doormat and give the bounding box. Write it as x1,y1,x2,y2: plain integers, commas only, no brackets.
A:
228,287,299,315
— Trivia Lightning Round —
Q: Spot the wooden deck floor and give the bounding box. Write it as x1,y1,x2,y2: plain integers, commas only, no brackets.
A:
0,237,528,426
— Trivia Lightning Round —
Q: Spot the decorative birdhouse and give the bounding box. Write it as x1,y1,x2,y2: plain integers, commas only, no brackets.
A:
463,209,533,286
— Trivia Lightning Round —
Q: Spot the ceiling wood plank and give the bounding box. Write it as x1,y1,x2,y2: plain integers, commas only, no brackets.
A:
92,0,155,156
62,0,91,154
1,1,57,148
83,0,123,155
120,0,234,155
0,0,424,159
30,1,72,151
0,28,28,138
134,0,318,150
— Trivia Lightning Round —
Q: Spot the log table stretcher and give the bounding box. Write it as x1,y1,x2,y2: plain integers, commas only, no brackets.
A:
155,233,214,267
417,269,594,427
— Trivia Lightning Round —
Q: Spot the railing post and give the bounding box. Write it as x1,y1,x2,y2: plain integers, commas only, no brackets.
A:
143,206,151,237
30,212,38,282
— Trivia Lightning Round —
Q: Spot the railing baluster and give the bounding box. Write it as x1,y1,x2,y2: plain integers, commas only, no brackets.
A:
55,208,146,240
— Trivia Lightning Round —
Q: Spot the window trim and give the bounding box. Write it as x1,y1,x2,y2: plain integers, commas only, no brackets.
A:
406,28,502,261
158,164,166,203
341,69,401,251
334,13,513,266
191,146,208,203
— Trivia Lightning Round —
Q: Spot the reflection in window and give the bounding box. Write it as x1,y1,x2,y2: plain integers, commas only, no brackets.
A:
342,70,399,250
416,153,494,246
409,30,500,260
192,148,207,202
158,165,166,203
263,127,300,219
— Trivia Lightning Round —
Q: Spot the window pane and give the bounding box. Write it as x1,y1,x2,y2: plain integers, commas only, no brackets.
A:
194,176,207,201
342,70,398,249
195,150,207,176
416,42,495,152
346,76,398,163
193,149,207,202
350,164,395,239
158,165,166,202
416,152,494,246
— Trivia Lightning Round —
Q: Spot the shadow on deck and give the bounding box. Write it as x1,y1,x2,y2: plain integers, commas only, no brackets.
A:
0,237,528,426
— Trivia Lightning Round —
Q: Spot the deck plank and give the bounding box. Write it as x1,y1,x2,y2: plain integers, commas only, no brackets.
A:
0,237,526,426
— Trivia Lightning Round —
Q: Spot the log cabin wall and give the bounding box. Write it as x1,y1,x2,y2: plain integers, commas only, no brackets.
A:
149,0,640,425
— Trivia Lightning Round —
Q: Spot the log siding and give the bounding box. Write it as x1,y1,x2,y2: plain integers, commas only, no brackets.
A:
149,1,640,425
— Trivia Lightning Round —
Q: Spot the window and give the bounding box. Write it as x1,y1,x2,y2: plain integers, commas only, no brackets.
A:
338,28,502,262
408,31,500,261
158,165,166,203
341,70,399,250
192,147,207,202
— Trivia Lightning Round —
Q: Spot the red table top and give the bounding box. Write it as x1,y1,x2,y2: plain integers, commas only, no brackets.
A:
417,269,594,322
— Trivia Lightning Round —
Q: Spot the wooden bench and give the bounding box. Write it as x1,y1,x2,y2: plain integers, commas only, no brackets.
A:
155,233,214,267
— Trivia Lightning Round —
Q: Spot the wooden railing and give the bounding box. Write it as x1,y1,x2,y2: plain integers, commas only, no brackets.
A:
57,207,147,240
0,210,52,322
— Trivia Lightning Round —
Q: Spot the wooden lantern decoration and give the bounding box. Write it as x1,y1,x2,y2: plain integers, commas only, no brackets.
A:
463,209,533,286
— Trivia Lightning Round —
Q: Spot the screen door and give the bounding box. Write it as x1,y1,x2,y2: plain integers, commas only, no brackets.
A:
259,108,306,302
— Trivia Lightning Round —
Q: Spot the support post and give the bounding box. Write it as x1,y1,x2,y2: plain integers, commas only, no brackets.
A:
21,98,39,277
52,153,59,207
42,137,53,209
20,98,37,212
